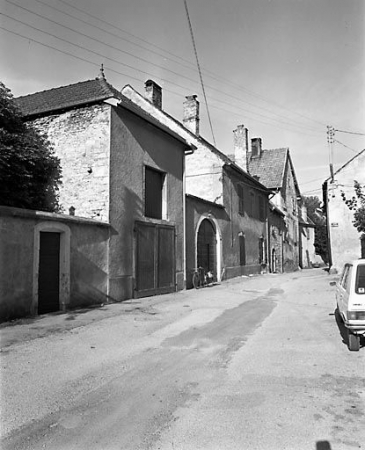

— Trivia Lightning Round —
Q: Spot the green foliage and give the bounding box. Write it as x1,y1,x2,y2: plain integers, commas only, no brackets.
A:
303,195,329,263
0,82,62,211
341,181,365,235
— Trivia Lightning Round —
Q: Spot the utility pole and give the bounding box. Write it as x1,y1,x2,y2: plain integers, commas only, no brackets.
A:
327,125,335,181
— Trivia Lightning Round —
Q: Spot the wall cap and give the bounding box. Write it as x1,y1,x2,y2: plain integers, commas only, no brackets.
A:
0,205,110,227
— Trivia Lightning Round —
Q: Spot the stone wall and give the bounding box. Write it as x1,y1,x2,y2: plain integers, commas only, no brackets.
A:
0,206,110,322
32,104,111,222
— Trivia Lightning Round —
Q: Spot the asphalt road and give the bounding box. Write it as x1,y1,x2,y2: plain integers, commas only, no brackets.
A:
1,269,364,450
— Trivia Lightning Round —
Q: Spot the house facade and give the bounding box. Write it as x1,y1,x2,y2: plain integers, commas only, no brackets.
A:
122,82,272,282
298,205,317,269
15,74,194,310
247,143,301,272
323,149,365,273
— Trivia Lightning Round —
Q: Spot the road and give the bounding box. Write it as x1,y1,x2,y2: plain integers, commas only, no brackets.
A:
1,269,364,450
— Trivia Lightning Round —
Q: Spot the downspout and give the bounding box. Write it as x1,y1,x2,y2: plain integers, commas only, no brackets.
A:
183,146,195,288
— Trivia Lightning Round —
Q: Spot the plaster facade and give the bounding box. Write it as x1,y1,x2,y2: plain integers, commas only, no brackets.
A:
324,150,365,273
0,206,109,322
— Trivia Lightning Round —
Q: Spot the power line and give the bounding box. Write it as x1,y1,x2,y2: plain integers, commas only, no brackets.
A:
4,0,326,135
183,0,216,145
334,129,365,136
56,0,326,130
334,140,360,154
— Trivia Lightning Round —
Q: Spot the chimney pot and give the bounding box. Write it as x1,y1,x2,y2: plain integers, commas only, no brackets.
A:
145,79,162,109
251,138,262,158
183,95,200,136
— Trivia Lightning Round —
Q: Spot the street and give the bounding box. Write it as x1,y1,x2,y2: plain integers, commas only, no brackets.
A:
1,269,364,450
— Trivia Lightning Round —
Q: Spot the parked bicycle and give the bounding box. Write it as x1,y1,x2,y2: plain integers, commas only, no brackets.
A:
192,266,214,289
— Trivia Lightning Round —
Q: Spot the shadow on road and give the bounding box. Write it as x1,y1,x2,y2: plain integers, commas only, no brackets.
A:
316,441,332,450
333,308,365,350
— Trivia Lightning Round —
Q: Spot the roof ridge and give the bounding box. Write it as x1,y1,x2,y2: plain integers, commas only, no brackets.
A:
15,78,103,100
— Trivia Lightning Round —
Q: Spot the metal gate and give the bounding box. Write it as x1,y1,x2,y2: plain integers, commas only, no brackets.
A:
38,232,60,314
197,219,216,273
135,222,175,298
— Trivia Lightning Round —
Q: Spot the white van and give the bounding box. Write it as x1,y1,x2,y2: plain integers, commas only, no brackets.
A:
334,259,365,351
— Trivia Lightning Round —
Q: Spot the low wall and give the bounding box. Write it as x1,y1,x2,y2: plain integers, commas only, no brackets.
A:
0,206,110,322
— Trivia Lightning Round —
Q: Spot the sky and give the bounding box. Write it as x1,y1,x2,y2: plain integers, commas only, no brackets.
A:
1,0,364,198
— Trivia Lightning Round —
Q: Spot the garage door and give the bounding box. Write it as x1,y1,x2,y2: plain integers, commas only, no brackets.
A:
135,222,175,298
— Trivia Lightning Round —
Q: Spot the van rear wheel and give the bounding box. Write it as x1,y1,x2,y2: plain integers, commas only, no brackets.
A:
348,331,360,352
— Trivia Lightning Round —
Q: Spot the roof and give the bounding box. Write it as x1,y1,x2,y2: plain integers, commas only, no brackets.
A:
248,148,288,189
248,147,300,195
122,84,271,193
14,77,194,150
15,77,123,118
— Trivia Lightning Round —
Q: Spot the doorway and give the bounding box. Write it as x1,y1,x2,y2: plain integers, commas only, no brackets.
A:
38,232,60,314
197,219,216,273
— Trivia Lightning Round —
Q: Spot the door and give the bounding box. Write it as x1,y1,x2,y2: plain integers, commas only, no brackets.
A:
197,219,216,273
38,232,60,314
135,222,175,297
271,248,276,273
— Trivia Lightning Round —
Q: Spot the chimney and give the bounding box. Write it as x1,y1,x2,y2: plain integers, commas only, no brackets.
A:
251,137,262,158
232,124,249,172
183,95,200,136
144,79,162,109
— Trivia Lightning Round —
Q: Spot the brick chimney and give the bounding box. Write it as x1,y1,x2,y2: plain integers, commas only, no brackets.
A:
251,137,262,158
144,79,162,109
183,95,200,136
232,124,249,172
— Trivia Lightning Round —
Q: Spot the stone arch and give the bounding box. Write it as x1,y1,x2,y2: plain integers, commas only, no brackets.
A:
195,215,222,282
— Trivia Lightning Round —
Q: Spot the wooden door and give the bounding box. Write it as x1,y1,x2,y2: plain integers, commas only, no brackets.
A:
135,222,175,297
197,219,216,273
38,232,60,314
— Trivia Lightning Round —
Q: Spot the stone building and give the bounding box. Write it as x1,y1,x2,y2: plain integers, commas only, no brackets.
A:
323,149,365,273
15,74,194,303
122,81,272,282
247,144,301,272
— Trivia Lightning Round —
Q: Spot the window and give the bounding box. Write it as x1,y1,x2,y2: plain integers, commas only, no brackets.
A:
249,191,255,216
341,265,352,293
355,264,365,294
238,184,244,215
258,196,265,221
145,166,166,219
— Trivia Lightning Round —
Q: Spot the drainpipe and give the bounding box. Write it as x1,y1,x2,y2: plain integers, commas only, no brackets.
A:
183,154,187,288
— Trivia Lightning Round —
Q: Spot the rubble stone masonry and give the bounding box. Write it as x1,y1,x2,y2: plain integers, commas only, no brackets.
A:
33,104,111,222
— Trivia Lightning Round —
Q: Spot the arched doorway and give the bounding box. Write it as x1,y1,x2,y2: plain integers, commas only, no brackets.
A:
197,219,216,274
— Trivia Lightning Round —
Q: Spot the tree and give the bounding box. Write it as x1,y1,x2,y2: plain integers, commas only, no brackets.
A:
302,195,329,264
0,82,61,211
340,181,365,257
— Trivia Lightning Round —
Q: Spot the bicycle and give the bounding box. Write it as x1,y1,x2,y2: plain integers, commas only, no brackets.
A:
192,267,214,289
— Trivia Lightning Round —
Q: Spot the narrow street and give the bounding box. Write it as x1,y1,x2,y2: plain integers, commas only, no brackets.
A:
1,269,364,450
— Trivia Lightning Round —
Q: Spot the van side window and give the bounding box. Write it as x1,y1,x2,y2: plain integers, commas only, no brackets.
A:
340,266,349,289
341,265,352,292
355,264,365,294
